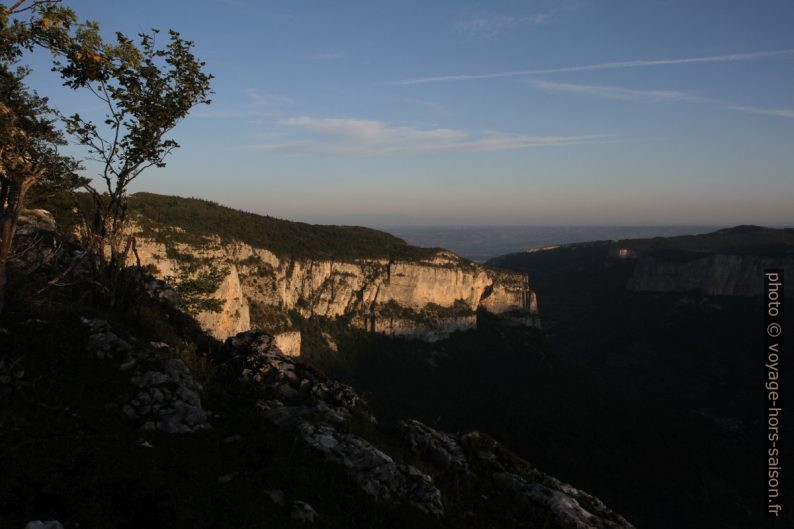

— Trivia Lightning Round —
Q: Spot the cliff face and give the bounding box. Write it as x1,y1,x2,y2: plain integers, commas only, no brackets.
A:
618,249,794,297
607,226,794,297
131,232,537,342
3,218,632,529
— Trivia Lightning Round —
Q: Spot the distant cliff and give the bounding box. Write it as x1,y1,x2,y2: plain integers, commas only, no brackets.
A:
116,193,538,343
624,253,793,297
133,234,536,343
609,226,794,297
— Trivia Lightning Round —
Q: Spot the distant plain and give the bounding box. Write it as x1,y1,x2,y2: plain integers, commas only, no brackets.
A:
383,226,720,262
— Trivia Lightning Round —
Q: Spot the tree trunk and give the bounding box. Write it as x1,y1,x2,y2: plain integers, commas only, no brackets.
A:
0,175,37,314
0,257,6,314
0,206,15,314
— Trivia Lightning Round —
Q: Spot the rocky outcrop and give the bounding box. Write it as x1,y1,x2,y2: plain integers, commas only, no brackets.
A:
373,314,477,342
24,522,64,529
273,330,301,357
459,431,633,529
130,229,539,342
126,355,211,434
290,500,317,523
299,421,445,518
82,318,211,434
220,330,633,526
16,209,57,235
223,331,444,516
399,419,469,473
624,252,793,297
494,472,632,529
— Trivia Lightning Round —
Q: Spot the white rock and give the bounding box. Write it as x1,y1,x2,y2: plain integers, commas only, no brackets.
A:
24,521,64,529
290,500,317,523
264,489,285,506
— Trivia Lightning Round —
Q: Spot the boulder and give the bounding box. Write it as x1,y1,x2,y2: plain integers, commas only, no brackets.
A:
290,500,317,523
81,318,211,434
299,421,444,518
398,419,469,474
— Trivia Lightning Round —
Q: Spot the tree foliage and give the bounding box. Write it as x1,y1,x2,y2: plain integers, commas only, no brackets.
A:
0,1,84,312
0,1,77,62
1,0,213,309
168,263,227,314
127,192,444,261
54,26,213,286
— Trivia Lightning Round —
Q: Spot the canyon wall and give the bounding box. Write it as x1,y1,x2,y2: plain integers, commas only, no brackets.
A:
611,245,794,297
132,231,538,343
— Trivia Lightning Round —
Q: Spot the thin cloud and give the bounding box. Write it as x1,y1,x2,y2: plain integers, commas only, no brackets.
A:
526,80,794,119
245,90,294,108
387,49,794,85
527,80,698,102
251,116,607,155
400,97,451,116
307,51,345,60
456,13,550,38
724,104,794,119
193,89,293,119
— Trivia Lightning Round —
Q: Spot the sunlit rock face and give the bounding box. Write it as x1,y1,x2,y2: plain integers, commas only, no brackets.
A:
131,230,538,342
273,330,302,357
193,264,251,339
371,314,478,343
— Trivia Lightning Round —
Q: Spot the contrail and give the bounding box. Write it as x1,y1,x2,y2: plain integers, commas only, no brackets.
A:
387,49,794,86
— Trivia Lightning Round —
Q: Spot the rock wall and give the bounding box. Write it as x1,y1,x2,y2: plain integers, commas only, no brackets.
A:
194,264,251,339
625,253,794,297
131,231,538,342
373,314,478,343
273,330,302,357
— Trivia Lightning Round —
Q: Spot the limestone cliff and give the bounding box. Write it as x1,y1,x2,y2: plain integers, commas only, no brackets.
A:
131,229,538,343
612,245,794,297
609,226,794,297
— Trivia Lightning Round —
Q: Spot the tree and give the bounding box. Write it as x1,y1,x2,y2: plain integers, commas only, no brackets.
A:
0,1,82,312
0,1,212,308
1,1,77,63
169,262,228,314
57,27,213,294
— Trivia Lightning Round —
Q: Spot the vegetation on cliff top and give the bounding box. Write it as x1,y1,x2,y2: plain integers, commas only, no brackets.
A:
130,192,443,261
616,225,794,260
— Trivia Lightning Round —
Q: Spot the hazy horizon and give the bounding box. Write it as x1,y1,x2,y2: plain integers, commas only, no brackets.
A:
21,0,794,226
384,224,729,261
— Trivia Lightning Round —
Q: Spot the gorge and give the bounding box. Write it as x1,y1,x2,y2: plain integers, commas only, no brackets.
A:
121,193,540,350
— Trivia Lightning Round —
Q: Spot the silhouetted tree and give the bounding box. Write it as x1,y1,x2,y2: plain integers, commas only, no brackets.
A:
1,0,212,307
57,27,213,296
0,0,82,312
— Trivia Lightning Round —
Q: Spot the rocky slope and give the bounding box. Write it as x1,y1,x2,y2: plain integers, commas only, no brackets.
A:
225,330,632,528
80,315,633,528
2,216,630,528
118,194,538,344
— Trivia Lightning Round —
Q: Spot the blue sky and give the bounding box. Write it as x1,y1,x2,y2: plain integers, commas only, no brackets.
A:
21,0,794,226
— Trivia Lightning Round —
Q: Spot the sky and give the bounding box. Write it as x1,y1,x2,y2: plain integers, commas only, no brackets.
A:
18,0,794,226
